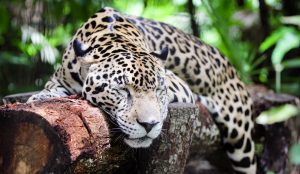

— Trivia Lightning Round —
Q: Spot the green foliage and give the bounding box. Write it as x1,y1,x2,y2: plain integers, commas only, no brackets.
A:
290,143,300,165
256,104,299,125
266,171,275,174
259,27,300,92
0,0,300,99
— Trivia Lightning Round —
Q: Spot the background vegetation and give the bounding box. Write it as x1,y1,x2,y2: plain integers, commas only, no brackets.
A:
0,0,300,171
0,0,299,99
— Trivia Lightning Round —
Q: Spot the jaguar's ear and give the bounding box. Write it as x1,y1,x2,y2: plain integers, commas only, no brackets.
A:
150,47,169,64
73,39,92,57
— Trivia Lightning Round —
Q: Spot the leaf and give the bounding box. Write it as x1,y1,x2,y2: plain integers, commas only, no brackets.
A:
259,27,288,52
256,104,299,125
271,31,300,65
281,15,300,26
282,58,300,69
290,144,300,165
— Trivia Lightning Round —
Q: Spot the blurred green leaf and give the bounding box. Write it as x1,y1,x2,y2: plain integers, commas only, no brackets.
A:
0,5,9,34
272,31,300,65
290,144,300,165
259,27,293,52
281,15,300,26
256,104,299,124
282,58,300,69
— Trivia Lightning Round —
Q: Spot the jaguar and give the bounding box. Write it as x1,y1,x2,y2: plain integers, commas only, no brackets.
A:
28,7,256,174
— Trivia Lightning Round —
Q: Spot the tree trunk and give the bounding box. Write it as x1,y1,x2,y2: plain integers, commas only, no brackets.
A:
186,0,199,37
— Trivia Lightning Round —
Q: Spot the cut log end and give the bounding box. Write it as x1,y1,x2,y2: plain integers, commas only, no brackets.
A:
0,110,70,174
0,98,114,174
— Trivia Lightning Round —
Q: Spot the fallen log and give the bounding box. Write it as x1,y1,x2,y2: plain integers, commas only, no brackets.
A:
247,85,300,174
2,85,299,174
0,96,205,174
0,96,120,174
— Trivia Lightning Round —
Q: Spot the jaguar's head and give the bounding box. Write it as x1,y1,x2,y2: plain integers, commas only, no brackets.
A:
73,36,169,148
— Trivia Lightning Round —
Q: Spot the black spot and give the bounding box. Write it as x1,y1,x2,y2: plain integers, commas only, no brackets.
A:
99,37,107,42
102,16,113,23
91,21,96,28
91,97,98,104
233,95,239,102
168,86,176,93
237,107,243,113
128,18,136,24
171,82,179,91
165,36,172,43
172,95,178,103
67,62,72,69
113,14,124,22
245,109,250,116
70,72,83,86
237,120,242,127
204,82,209,88
93,55,100,59
224,115,230,121
244,138,252,153
195,79,201,85
85,32,91,37
215,58,221,67
244,122,249,132
229,106,234,112
97,8,106,13
92,83,108,94
230,128,238,139
234,135,244,149
174,57,180,66
231,157,251,168
212,113,218,118
103,74,108,79
85,87,91,92
180,84,190,97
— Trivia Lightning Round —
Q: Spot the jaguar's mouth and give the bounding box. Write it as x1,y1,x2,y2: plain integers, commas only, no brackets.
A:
124,136,153,148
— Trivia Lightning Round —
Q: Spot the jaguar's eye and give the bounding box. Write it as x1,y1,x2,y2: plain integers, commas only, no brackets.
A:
119,87,132,100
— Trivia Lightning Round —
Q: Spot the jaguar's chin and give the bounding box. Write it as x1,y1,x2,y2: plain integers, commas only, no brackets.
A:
124,136,153,148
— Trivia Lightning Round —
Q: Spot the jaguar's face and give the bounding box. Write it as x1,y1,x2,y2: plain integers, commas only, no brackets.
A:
81,51,169,148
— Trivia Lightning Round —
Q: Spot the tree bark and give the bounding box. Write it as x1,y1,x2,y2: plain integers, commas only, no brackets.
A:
258,0,270,40
186,0,199,37
247,85,300,174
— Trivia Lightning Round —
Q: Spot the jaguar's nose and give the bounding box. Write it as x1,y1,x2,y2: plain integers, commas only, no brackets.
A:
137,119,159,133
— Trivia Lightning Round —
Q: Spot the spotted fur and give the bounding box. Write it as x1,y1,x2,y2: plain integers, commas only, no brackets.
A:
28,7,256,174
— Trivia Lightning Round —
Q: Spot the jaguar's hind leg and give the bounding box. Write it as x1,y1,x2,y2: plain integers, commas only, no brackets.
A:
194,94,257,174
